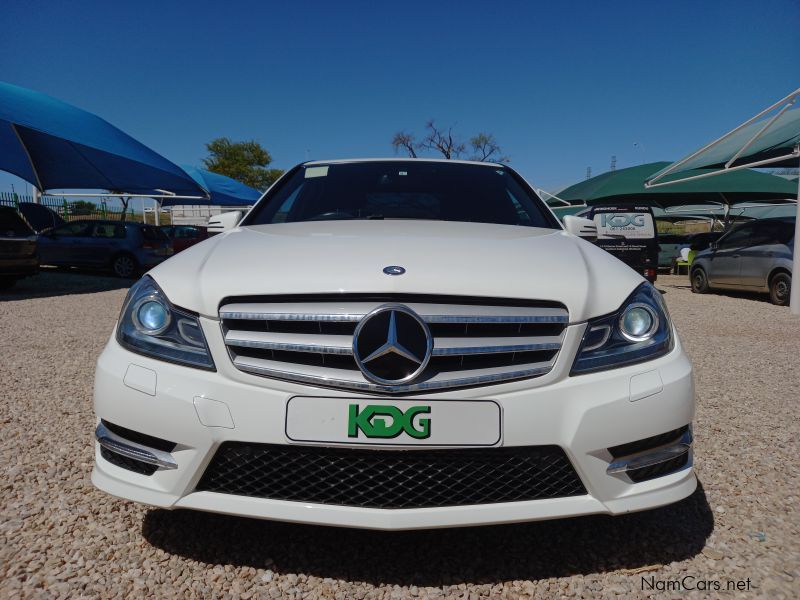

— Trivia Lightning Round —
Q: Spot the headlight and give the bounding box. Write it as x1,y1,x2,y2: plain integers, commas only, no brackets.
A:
571,283,673,374
117,276,215,370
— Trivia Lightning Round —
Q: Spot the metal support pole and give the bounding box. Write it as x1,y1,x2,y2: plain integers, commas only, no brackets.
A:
791,159,800,315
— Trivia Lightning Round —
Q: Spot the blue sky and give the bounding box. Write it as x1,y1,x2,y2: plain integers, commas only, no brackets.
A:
1,0,798,196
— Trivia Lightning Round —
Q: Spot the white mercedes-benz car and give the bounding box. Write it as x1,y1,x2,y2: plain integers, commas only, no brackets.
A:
92,159,695,530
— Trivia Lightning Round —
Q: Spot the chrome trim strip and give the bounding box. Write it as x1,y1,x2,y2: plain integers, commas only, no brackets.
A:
432,341,562,355
220,302,569,324
220,312,568,324
606,429,692,475
221,311,365,322
225,333,562,357
225,336,353,355
422,315,568,324
95,422,178,470
232,357,554,393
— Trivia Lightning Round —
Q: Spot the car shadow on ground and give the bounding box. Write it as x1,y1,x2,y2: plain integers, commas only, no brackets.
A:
142,482,713,586
660,280,778,305
0,268,131,301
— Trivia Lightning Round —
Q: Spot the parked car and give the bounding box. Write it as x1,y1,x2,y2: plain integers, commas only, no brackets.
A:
159,225,208,253
0,206,39,289
38,220,173,278
18,201,65,233
92,159,696,530
691,217,794,305
578,205,660,282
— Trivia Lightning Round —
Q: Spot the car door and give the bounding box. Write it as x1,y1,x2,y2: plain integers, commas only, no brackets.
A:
738,221,792,288
84,222,126,266
706,223,756,286
37,221,92,265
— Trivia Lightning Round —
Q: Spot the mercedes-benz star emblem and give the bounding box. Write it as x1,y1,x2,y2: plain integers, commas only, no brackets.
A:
383,265,406,276
353,304,432,385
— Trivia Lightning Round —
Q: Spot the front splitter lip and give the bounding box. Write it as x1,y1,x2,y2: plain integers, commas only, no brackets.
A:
91,457,696,531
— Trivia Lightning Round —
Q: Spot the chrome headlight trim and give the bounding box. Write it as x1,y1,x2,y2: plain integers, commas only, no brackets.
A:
131,295,172,336
618,302,659,343
571,283,673,375
117,276,215,371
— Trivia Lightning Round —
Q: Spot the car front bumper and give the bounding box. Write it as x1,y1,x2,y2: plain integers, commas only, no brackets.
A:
92,320,696,530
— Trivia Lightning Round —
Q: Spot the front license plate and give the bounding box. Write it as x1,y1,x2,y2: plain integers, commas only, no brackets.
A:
286,396,502,447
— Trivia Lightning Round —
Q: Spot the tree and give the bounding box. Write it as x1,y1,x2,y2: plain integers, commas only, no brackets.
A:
468,133,509,163
203,138,284,190
69,200,97,216
391,121,509,162
107,191,131,221
419,120,466,159
391,131,418,158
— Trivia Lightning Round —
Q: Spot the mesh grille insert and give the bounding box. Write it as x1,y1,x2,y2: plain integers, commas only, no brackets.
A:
197,443,586,509
100,446,158,476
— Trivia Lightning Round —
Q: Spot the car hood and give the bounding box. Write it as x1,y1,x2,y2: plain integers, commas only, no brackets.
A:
148,220,644,322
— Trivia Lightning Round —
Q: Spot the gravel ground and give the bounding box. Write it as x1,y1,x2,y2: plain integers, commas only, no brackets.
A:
1,272,797,599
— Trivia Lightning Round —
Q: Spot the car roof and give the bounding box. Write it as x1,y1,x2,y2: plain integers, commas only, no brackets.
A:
303,157,506,168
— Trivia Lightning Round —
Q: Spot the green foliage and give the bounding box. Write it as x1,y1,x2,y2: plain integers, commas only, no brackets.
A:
203,138,284,190
69,200,98,215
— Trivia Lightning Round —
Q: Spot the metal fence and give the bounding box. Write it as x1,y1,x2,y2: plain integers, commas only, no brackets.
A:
1,193,249,227
0,192,136,221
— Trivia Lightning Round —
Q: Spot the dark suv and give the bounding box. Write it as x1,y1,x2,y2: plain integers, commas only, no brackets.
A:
38,220,173,278
691,217,794,305
0,206,39,289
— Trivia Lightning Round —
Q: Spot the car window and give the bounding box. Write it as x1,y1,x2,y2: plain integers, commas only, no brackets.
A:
176,226,198,239
140,225,170,241
92,223,126,239
244,162,559,229
53,221,92,237
716,224,755,250
160,226,174,237
0,207,34,236
757,221,794,245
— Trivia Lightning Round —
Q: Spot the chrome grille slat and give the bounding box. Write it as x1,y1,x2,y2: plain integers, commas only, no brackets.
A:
431,336,563,355
220,297,567,393
224,331,353,355
232,355,557,394
221,302,568,324
224,330,564,357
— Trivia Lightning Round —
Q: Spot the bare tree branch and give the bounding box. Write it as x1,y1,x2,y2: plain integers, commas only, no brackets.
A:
419,120,465,159
391,131,418,158
391,122,507,162
469,133,509,163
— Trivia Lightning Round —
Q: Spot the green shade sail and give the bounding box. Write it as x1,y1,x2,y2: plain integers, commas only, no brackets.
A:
556,161,797,207
648,95,800,179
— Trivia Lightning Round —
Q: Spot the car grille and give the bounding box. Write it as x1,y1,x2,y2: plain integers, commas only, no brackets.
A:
196,443,586,509
219,294,568,393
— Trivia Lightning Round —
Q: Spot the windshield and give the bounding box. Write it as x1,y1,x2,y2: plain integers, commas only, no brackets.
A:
243,161,559,229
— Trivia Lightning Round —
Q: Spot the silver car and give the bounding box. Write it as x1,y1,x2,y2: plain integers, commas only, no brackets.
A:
690,217,794,305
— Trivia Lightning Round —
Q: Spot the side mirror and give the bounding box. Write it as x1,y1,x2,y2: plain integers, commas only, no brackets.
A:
563,215,597,241
710,241,719,251
207,211,243,235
